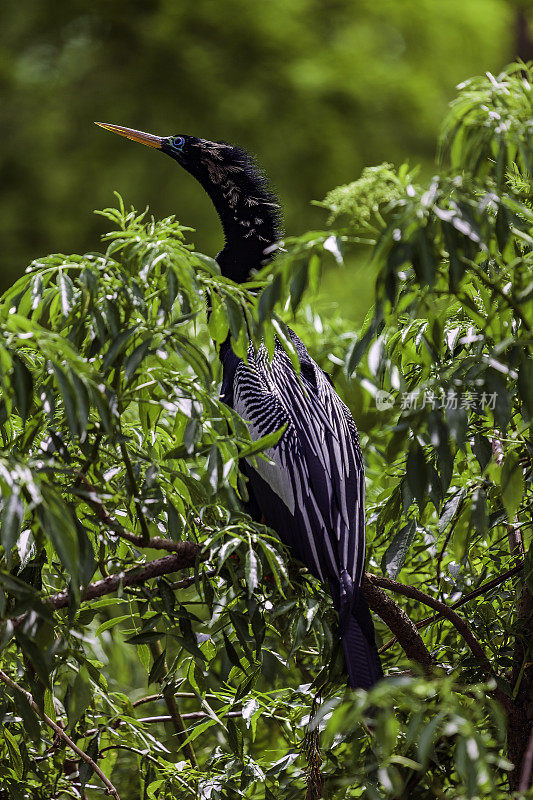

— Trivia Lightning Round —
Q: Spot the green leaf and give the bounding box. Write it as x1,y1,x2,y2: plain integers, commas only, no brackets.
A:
239,424,286,459
208,293,229,343
226,716,244,760
245,547,260,596
4,728,23,779
79,734,99,791
102,325,138,371
124,338,152,381
1,489,24,557
67,666,93,728
225,294,244,340
126,630,165,645
37,489,80,593
95,615,131,637
439,489,464,534
381,519,416,579
418,712,443,767
406,443,427,506
472,434,492,472
289,261,308,312
518,355,533,419
470,488,488,534
148,647,167,684
52,365,79,437
258,274,282,324
452,499,471,561
12,691,40,743
12,356,33,423
223,631,245,672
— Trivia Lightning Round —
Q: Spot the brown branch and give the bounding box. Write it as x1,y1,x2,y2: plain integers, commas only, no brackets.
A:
0,669,121,800
169,568,217,591
72,477,189,553
363,577,433,672
519,725,533,793
47,544,203,610
380,563,524,653
509,584,533,789
364,572,497,681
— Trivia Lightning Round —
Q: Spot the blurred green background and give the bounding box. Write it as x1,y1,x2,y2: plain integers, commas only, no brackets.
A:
1,0,530,317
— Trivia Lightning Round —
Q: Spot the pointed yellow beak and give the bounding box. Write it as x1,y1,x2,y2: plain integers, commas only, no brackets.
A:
95,122,163,149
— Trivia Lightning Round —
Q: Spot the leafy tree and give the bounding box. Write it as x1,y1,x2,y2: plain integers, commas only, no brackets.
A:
0,63,531,799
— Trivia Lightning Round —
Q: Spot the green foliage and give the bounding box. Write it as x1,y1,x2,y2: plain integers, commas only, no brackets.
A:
0,0,516,293
0,64,532,799
317,163,415,232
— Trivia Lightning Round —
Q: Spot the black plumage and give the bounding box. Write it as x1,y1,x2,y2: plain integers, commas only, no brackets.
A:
96,122,383,689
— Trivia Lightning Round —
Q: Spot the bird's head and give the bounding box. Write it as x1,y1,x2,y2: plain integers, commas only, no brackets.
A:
96,122,282,281
96,123,228,174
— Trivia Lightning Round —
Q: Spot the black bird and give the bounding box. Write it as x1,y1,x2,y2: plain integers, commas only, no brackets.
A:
96,123,383,689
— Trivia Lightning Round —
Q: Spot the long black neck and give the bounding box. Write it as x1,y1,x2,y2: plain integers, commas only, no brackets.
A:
193,146,282,283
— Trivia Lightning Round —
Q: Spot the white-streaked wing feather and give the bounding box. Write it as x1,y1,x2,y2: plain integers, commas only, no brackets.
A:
233,338,366,587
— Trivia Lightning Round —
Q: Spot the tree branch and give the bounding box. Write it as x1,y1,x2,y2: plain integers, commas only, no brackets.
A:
362,577,433,672
519,725,533,793
71,477,191,553
379,563,523,653
48,544,203,610
364,572,498,682
0,669,121,800
137,712,243,723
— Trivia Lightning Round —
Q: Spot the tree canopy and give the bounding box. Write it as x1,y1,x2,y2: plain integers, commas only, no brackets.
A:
0,63,531,799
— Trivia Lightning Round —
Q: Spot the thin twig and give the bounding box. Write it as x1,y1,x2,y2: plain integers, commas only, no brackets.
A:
72,477,188,553
98,744,161,767
137,712,243,723
0,669,121,800
169,568,217,591
146,639,198,766
379,563,523,653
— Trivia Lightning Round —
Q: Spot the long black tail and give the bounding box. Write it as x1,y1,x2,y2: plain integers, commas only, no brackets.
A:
342,591,383,689
331,571,383,690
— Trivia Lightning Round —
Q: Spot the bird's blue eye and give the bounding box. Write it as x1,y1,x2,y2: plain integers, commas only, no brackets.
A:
172,136,185,151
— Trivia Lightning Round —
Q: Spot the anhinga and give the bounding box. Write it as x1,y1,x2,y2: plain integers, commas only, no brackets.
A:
96,122,383,689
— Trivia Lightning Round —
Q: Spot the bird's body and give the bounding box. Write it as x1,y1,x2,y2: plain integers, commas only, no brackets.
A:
221,332,382,688
97,122,383,689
